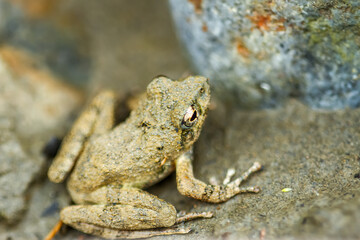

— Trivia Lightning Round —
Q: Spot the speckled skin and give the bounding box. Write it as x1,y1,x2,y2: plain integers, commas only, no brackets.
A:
48,76,262,239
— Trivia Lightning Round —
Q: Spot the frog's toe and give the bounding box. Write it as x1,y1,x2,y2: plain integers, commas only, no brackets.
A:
175,211,213,224
223,168,236,185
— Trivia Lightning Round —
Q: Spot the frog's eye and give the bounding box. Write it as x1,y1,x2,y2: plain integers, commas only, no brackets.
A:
181,105,198,129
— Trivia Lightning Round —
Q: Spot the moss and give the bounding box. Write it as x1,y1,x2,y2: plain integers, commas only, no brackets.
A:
306,1,360,63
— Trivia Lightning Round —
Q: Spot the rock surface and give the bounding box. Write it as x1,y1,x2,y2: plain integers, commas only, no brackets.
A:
169,0,360,109
0,46,82,227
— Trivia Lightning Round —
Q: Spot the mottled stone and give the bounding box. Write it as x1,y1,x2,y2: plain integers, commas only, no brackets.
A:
0,181,71,240
169,0,360,109
0,128,36,223
0,46,82,223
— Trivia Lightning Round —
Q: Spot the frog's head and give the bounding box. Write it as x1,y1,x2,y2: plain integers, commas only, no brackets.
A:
146,75,210,150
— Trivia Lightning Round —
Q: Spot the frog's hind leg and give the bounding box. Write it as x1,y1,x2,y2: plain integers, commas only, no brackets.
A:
48,91,116,183
60,187,195,239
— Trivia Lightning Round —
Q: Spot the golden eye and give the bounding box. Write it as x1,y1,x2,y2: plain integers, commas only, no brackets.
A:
181,105,198,129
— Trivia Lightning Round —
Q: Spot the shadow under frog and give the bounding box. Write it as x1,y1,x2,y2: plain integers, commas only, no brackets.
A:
48,76,262,239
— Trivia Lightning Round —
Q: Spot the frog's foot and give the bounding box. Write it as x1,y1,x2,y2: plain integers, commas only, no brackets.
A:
209,162,262,190
229,162,262,192
216,162,262,195
209,168,236,185
72,223,191,239
175,211,213,224
176,152,262,203
222,168,236,185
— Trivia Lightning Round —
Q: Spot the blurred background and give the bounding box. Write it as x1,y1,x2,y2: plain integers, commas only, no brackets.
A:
0,1,359,239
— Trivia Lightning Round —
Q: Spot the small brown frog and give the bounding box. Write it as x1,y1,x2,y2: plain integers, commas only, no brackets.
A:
48,76,262,239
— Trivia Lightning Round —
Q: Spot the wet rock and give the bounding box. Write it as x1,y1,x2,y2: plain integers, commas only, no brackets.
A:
168,0,360,109
0,46,82,223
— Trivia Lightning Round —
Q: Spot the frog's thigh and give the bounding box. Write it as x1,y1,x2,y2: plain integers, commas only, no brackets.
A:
61,188,177,232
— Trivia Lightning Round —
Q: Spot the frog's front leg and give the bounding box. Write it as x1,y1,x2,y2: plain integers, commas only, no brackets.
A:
176,150,262,203
48,90,116,183
61,187,208,239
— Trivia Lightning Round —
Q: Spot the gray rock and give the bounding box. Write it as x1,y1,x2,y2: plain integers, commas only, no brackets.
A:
0,180,71,240
168,0,360,109
0,128,38,223
0,46,82,223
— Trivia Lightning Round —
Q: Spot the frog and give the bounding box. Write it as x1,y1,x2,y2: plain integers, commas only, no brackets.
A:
47,75,262,239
